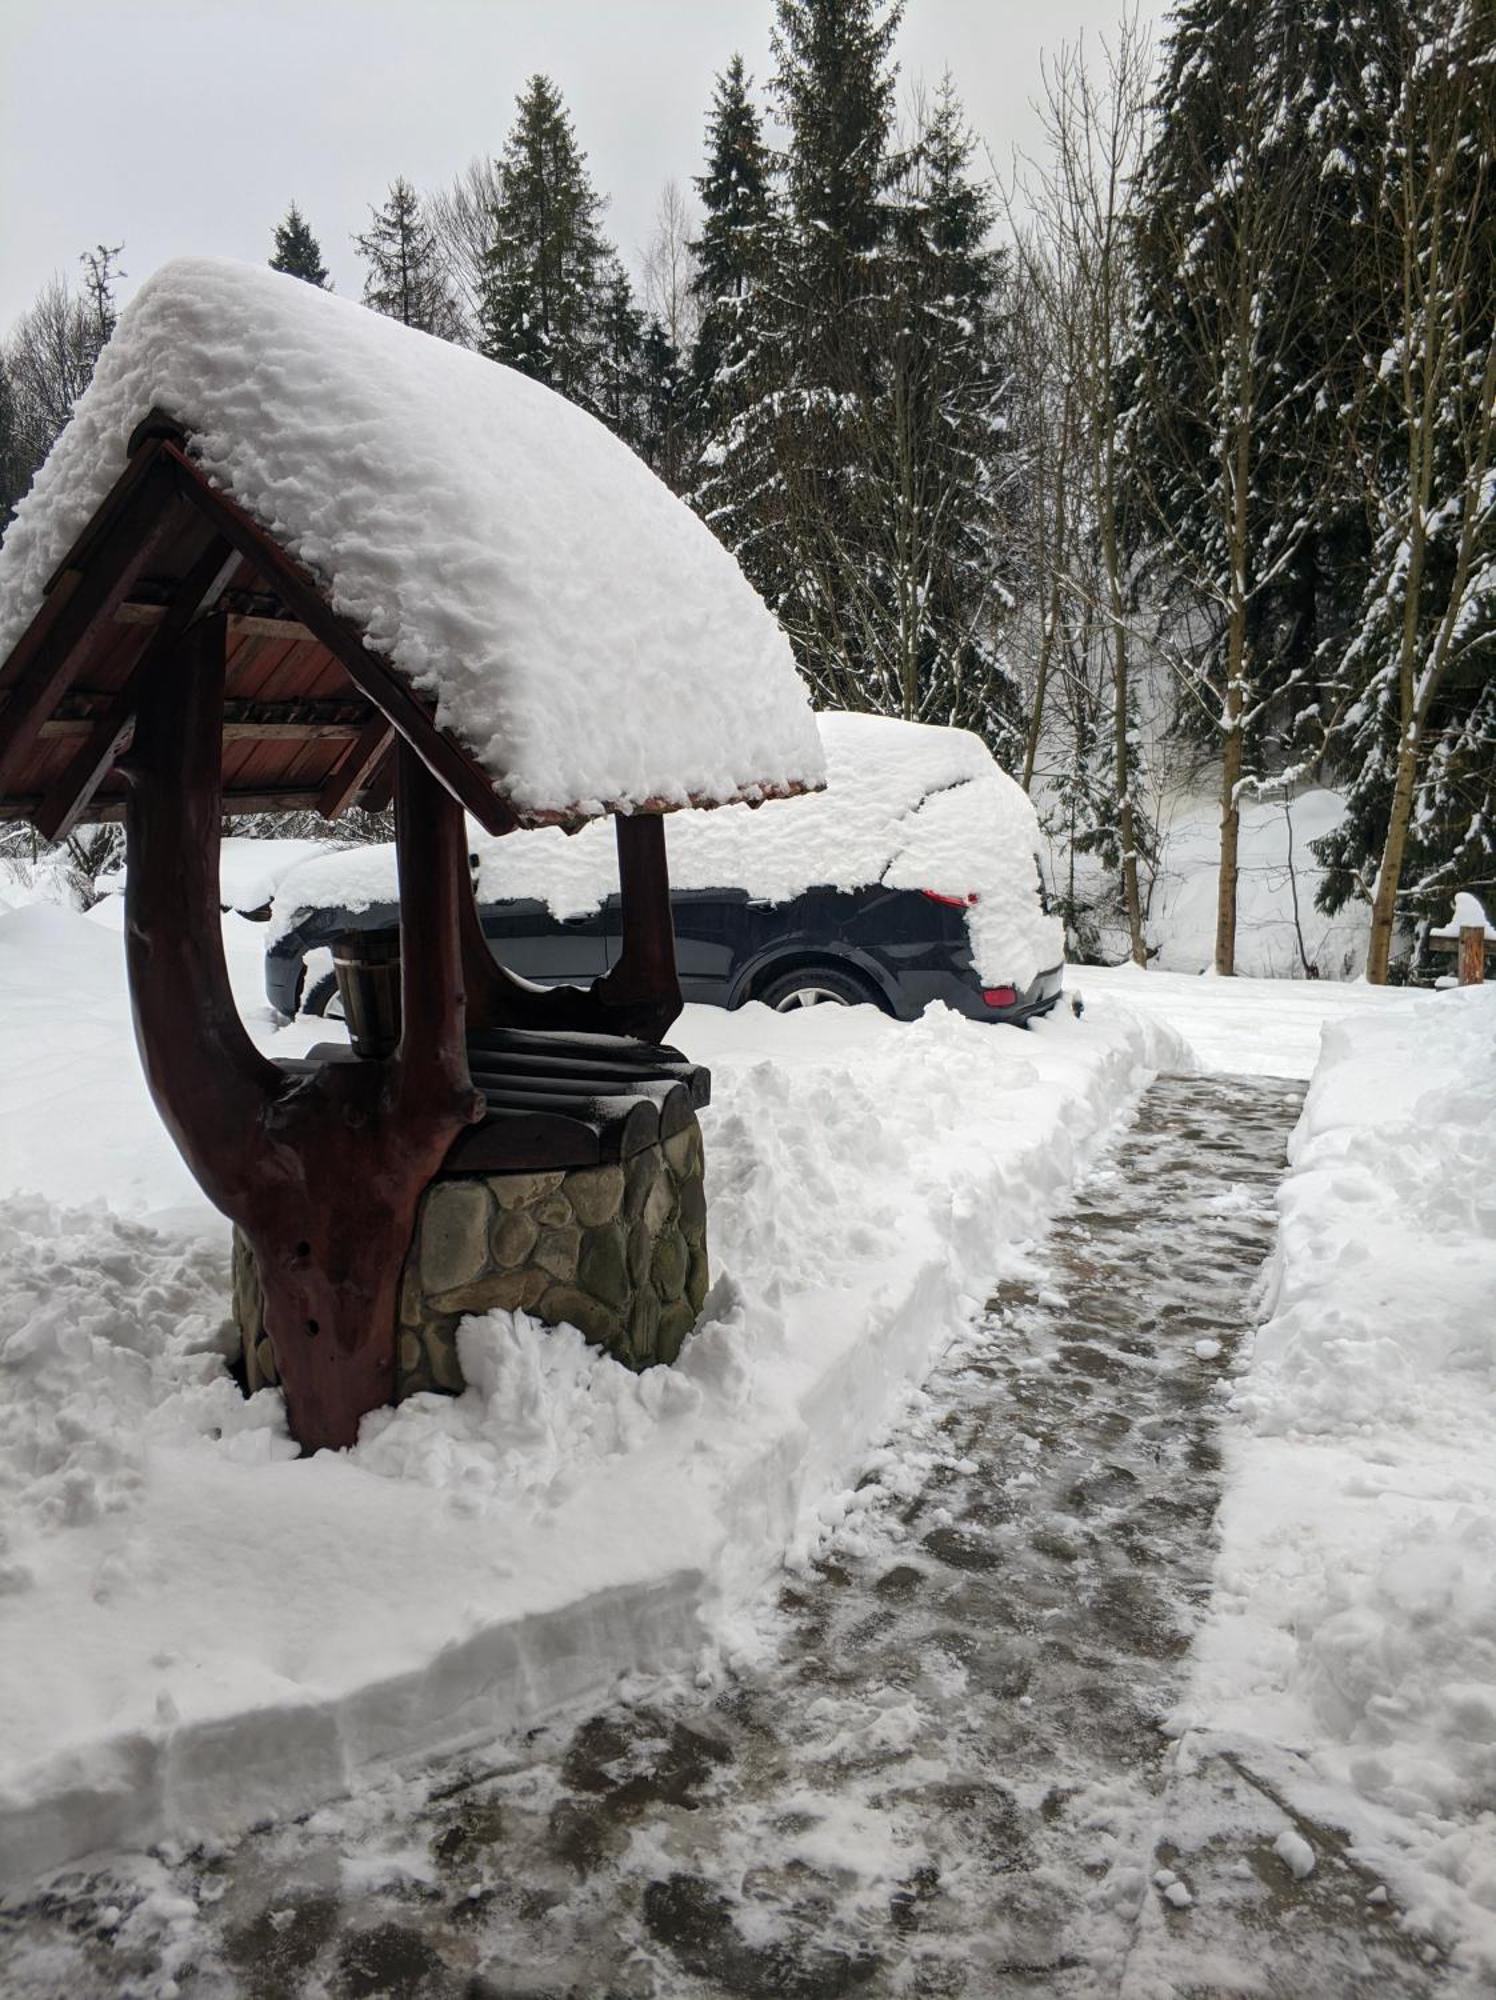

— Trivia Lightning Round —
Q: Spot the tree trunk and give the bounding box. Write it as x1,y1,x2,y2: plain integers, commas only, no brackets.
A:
1365,725,1420,983
1215,608,1247,977
1102,497,1145,965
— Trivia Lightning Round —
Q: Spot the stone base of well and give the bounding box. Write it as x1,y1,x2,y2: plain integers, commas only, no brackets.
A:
233,1111,709,1399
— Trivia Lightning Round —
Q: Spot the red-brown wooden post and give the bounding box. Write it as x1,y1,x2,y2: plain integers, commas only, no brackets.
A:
1459,926,1486,985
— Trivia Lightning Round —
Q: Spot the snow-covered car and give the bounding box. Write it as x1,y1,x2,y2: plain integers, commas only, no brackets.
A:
264,712,1065,1028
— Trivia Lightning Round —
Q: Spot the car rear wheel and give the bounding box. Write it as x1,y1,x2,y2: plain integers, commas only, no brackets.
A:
759,965,884,1012
302,970,346,1020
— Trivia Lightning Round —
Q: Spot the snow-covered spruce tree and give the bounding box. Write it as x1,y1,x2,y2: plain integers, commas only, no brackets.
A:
748,0,907,713
1125,0,1335,975
700,4,1023,756
1274,1,1406,747
867,77,1025,758
638,316,689,492
270,202,331,288
688,55,782,598
591,260,646,450
355,178,462,337
689,56,774,433
477,75,614,412
1315,0,1496,979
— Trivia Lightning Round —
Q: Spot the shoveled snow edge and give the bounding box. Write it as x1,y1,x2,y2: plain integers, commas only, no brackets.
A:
0,1003,1181,1885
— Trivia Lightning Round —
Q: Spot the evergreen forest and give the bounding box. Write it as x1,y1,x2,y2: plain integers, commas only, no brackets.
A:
0,0,1490,981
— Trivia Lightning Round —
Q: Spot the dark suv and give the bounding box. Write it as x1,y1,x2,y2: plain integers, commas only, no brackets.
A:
266,880,1063,1028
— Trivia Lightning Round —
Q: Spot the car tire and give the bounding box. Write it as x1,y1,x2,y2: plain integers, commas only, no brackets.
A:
302,970,346,1020
758,964,886,1013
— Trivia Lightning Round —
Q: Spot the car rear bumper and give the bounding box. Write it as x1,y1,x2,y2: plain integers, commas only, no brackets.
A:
902,963,1064,1027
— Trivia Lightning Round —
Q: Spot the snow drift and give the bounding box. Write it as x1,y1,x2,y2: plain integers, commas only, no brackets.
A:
1175,984,1496,1978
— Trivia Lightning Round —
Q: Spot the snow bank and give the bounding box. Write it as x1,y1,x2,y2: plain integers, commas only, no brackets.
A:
1074,962,1402,1080
0,258,823,821
0,906,1174,1883
271,711,1066,990
1174,986,1496,1977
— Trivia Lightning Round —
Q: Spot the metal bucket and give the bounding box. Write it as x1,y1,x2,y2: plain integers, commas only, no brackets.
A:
331,927,402,1059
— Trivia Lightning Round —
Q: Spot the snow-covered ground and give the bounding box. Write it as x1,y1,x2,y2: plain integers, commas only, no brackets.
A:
0,898,1176,1884
1055,784,1372,980
1075,961,1399,1080
1168,982,1496,1984
5,864,1487,1982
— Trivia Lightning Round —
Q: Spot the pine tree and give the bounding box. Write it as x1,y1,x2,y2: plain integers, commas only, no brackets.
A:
78,244,124,348
688,56,783,600
639,316,688,489
477,75,613,408
688,9,1023,759
688,55,774,436
875,77,1023,755
592,262,646,448
270,203,331,287
725,0,907,702
355,179,461,337
1314,0,1496,976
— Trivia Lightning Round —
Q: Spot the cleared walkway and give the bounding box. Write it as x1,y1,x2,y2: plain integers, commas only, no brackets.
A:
2,1074,1443,1998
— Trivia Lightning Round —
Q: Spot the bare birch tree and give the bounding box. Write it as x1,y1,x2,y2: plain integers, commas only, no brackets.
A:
642,179,701,355
1004,18,1154,963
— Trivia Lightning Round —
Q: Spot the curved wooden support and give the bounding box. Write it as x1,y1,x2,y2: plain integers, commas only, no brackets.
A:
394,742,487,1130
123,612,284,1210
124,617,484,1454
460,813,682,1044
595,814,683,1042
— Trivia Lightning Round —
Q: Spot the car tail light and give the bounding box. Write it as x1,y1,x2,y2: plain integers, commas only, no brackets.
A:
982,986,1018,1009
921,889,980,908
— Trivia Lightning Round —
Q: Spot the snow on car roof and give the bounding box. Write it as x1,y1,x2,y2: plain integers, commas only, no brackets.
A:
0,259,824,823
271,712,1065,989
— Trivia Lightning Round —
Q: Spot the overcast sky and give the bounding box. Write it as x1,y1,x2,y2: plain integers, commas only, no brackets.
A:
1,1,1162,333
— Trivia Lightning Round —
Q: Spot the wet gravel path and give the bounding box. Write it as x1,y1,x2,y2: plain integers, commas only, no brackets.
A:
8,1071,1431,1999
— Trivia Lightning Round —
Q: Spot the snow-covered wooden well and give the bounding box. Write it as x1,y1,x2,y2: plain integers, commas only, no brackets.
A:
0,258,823,1452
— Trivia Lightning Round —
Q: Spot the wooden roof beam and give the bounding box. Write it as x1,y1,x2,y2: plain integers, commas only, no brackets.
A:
0,445,193,796
114,601,320,644
318,714,395,819
34,533,239,844
359,744,397,814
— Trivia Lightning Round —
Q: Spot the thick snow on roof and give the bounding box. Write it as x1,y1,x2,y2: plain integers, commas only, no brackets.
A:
272,712,1065,988
0,258,823,821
